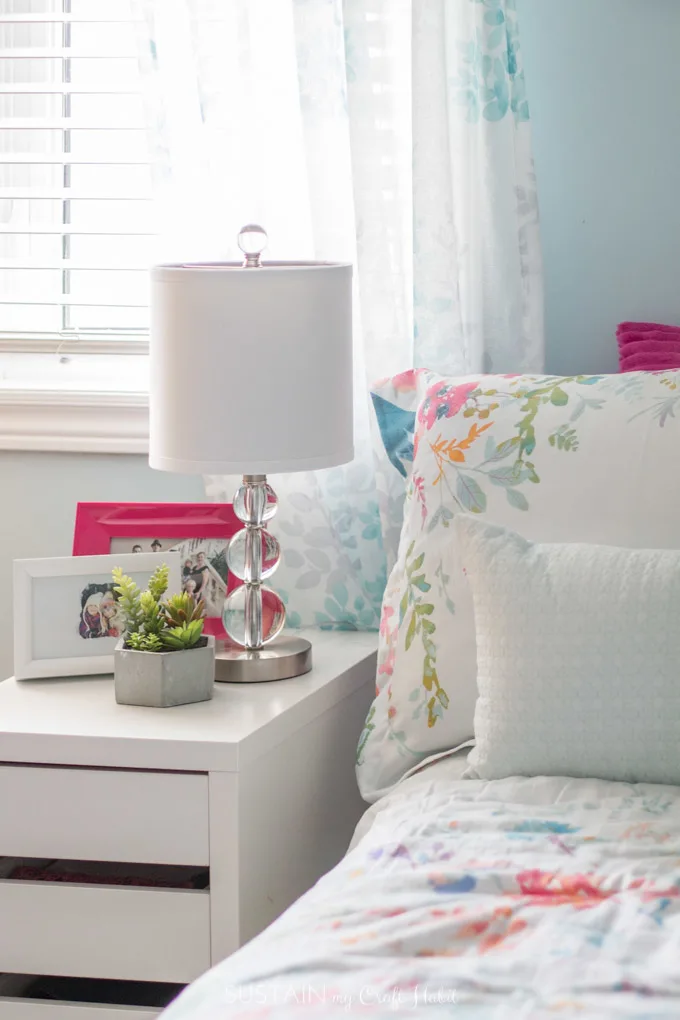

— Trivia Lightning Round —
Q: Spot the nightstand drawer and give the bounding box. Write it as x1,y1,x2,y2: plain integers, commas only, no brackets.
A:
0,767,208,866
0,881,210,983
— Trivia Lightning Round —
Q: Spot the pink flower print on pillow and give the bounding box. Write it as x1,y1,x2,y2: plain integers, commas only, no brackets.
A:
418,381,479,431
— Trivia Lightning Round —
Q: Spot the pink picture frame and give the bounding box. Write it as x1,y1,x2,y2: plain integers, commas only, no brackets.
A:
73,502,240,639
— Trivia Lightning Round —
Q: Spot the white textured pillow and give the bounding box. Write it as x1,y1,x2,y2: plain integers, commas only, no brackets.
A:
457,516,680,784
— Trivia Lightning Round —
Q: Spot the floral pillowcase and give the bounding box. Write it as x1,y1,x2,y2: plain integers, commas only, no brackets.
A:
358,370,680,802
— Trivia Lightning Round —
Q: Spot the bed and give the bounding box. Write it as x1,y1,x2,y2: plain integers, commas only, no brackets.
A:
166,370,680,1018
165,750,680,1018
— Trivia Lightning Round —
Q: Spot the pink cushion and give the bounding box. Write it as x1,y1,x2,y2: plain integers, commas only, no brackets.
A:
621,352,680,373
617,322,680,371
619,339,680,359
617,321,680,337
617,328,680,350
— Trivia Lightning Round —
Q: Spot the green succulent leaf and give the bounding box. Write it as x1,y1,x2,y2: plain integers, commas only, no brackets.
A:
126,631,163,653
163,592,206,627
112,563,204,652
160,618,205,651
111,568,143,635
147,563,170,601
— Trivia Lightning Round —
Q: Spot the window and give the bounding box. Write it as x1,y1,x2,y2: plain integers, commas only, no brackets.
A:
1,0,152,350
0,0,151,450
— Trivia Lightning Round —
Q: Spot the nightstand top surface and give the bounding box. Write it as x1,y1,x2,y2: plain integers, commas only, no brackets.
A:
0,630,377,772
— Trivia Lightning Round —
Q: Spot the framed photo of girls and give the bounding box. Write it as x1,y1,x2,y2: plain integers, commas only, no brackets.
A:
73,502,240,639
14,553,182,680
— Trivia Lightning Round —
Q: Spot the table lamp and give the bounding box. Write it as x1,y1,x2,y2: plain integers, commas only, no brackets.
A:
149,226,353,683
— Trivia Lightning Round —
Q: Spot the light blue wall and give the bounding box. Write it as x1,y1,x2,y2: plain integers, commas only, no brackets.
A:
0,452,202,680
517,0,680,374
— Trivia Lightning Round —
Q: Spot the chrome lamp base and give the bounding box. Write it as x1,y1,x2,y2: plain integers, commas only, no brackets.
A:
215,634,312,684
219,473,311,683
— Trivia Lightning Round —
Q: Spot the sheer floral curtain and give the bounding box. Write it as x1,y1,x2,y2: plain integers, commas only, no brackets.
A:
134,0,543,629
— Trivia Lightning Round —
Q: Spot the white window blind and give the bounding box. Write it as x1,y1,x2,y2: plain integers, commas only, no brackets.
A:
0,0,153,353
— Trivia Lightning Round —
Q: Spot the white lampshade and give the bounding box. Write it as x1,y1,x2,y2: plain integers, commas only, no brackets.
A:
149,261,353,475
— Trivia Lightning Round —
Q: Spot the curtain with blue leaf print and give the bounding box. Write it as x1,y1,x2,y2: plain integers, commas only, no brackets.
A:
134,0,543,630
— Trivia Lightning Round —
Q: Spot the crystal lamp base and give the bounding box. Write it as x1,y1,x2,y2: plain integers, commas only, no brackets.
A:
214,634,312,683
216,473,312,682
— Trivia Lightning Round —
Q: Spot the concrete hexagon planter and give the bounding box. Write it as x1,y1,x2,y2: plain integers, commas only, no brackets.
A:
114,635,215,708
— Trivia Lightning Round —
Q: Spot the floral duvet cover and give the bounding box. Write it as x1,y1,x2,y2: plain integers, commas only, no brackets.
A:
165,761,680,1018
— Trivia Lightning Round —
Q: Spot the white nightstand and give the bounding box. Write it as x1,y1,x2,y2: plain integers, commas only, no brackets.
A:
0,630,377,1020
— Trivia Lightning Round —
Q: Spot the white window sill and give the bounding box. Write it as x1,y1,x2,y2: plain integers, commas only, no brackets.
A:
0,390,149,454
0,353,150,454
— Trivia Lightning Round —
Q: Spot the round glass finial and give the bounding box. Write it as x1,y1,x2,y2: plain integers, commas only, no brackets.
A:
237,223,268,267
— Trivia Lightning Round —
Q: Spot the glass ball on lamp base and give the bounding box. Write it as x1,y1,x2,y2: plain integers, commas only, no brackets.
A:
213,474,312,683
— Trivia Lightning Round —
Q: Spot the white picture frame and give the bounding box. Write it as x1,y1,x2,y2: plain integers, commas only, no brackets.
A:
13,553,182,680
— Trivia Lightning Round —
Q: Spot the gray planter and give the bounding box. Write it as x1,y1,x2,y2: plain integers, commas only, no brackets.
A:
114,635,215,708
